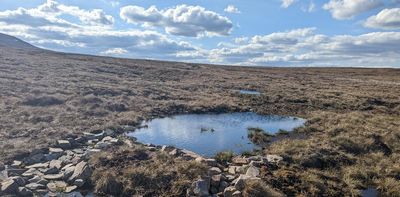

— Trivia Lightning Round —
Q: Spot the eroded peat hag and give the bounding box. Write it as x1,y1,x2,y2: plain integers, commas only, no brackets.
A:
0,44,399,196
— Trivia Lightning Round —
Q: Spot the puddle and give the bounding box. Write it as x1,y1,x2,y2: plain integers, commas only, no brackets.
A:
239,90,261,95
128,112,305,157
361,187,378,197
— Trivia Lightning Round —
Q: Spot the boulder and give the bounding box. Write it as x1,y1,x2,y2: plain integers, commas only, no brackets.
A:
219,181,229,192
228,166,239,174
211,174,221,187
43,167,59,175
68,161,91,182
11,160,23,168
205,159,218,167
265,155,283,164
74,179,85,187
245,166,260,177
57,140,71,149
25,182,46,190
232,191,242,197
1,179,18,193
232,157,249,165
49,160,62,170
43,173,64,180
192,178,210,196
224,186,238,197
18,187,33,196
233,175,260,191
208,167,222,176
47,181,67,192
65,185,78,193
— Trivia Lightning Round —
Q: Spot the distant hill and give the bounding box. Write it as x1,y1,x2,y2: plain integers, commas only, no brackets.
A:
0,33,38,50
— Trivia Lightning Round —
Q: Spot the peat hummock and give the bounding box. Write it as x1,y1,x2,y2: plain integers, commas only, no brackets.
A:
128,112,305,156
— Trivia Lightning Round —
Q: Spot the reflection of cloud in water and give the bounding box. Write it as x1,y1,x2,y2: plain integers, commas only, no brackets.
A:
129,112,305,156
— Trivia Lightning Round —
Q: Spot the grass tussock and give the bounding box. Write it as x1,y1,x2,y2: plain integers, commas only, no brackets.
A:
90,144,208,196
247,127,273,145
214,151,234,164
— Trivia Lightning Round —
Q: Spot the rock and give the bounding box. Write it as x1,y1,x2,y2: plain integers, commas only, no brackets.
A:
232,191,242,197
49,160,62,170
43,173,64,180
181,149,202,159
104,129,115,136
224,186,237,197
192,178,210,196
245,166,260,177
25,182,46,190
83,131,104,140
47,181,67,192
74,179,85,187
169,149,179,156
57,140,72,149
266,155,283,164
205,159,218,167
0,162,5,171
72,149,84,154
12,160,23,168
1,179,18,193
63,166,75,180
219,181,229,192
18,187,33,196
94,141,111,149
43,167,59,175
208,167,222,176
102,136,119,144
232,157,249,165
65,185,78,193
26,162,49,169
22,168,42,178
24,153,45,164
233,175,260,191
249,160,263,167
49,147,64,153
210,186,219,194
28,175,41,183
226,174,236,181
211,174,221,187
228,166,238,174
68,161,91,182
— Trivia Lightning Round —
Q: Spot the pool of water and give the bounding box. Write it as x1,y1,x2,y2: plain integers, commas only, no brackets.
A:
128,112,305,157
239,90,261,95
361,188,378,197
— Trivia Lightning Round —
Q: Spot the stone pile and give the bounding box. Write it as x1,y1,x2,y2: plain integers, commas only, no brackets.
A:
0,130,120,196
188,154,283,197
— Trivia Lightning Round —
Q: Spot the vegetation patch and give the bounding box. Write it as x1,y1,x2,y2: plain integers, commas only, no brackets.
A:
247,127,274,145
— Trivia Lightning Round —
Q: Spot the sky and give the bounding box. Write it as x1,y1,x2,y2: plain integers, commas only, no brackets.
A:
0,0,400,67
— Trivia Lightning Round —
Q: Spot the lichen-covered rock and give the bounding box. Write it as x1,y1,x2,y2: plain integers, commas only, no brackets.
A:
208,167,222,176
68,161,91,182
245,166,260,177
192,178,210,196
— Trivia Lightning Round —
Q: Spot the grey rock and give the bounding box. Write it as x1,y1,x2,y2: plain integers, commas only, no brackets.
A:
1,179,18,193
22,168,42,178
245,166,260,177
68,161,91,182
25,182,46,190
43,167,59,175
169,149,179,156
63,166,75,180
233,175,260,191
205,159,218,167
58,140,72,149
43,173,64,180
265,155,283,164
232,190,242,197
219,181,229,192
232,157,249,165
0,162,5,171
18,187,33,196
192,178,210,196
11,160,23,168
26,162,48,169
47,181,67,192
94,141,111,149
224,186,237,197
208,167,222,176
65,185,78,193
73,179,85,187
83,131,104,140
228,166,238,174
49,160,62,170
24,153,45,164
211,174,221,187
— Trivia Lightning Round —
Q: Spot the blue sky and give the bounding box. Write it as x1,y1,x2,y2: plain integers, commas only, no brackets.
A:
1,0,400,67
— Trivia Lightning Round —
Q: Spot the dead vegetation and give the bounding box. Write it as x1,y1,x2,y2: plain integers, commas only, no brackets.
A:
0,45,399,196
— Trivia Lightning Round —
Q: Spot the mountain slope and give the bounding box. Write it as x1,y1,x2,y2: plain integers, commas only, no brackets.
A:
0,33,38,49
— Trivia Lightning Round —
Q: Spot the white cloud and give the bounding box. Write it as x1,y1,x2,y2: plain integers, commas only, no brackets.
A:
364,8,400,29
224,5,241,13
323,0,383,20
0,1,197,59
100,48,128,55
120,4,233,37
205,28,400,67
281,0,297,8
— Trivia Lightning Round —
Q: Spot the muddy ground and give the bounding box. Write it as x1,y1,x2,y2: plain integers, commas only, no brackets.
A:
0,46,399,196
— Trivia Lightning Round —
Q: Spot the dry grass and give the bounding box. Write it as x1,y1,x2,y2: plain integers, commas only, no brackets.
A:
0,46,399,196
